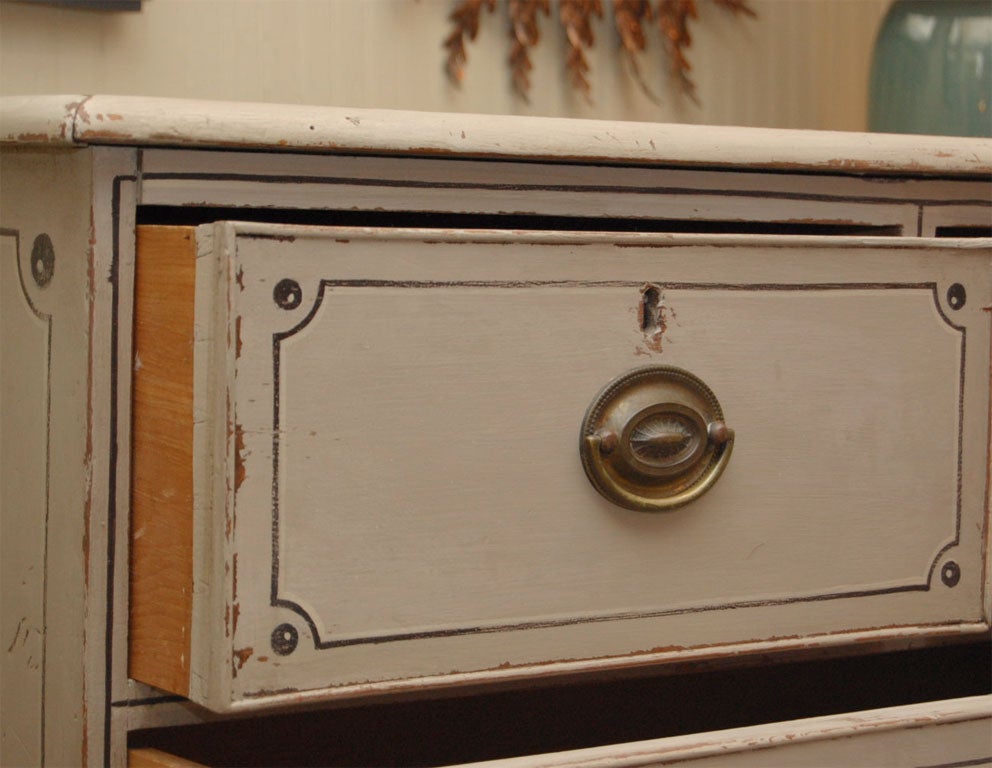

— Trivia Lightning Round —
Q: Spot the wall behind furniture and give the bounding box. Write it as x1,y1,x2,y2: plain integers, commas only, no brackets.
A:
0,0,889,131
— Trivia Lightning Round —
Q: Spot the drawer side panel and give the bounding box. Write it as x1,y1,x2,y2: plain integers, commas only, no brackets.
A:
129,225,196,697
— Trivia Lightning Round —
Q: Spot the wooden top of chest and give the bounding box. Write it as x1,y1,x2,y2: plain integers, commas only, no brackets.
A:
2,94,991,178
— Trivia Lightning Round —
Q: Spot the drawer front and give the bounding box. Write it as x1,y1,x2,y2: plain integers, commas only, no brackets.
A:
135,224,991,711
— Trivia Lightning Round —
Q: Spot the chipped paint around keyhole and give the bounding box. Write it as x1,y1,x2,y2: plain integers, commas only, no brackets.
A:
640,283,667,354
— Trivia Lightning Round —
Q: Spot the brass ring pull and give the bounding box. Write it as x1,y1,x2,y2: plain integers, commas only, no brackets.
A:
579,366,734,512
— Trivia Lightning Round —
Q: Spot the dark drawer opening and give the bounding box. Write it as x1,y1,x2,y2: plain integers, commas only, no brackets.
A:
935,225,992,238
128,638,990,767
136,204,903,237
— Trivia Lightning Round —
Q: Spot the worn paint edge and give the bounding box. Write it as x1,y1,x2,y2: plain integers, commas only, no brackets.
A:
212,623,990,714
229,222,992,251
3,95,992,177
0,95,87,146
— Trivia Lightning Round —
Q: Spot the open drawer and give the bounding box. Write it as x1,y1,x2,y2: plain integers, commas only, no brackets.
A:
130,223,991,713
127,693,992,767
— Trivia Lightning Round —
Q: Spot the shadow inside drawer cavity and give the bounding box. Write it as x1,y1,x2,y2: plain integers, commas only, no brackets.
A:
128,639,991,767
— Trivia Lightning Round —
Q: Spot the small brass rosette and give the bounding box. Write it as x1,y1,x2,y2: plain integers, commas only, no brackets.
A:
580,366,734,512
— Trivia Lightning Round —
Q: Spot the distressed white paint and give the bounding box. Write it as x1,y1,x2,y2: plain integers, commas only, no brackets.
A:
0,95,78,146
3,95,992,176
0,97,989,764
93,147,140,768
147,177,920,234
0,230,49,768
135,148,988,243
186,223,991,712
0,148,102,766
138,148,992,206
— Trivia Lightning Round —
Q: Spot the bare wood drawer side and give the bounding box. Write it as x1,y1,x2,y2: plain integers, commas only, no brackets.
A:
129,225,197,697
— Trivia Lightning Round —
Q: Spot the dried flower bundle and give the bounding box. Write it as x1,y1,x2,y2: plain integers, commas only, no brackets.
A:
559,0,603,100
657,0,701,103
443,0,756,103
444,0,497,85
509,0,551,100
613,0,656,101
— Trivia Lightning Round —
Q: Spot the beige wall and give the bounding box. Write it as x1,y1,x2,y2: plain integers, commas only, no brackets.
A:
0,0,889,131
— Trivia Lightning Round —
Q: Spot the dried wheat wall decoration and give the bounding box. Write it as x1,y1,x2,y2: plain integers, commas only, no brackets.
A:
444,0,756,103
444,0,498,86
559,0,604,98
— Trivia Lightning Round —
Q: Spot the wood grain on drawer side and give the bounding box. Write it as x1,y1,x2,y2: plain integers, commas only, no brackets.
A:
129,748,206,768
129,225,196,696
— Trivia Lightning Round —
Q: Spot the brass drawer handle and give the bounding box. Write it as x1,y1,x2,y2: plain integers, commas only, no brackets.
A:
580,366,734,512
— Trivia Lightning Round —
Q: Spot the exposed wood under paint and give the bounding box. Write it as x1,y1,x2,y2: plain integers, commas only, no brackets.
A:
129,225,196,698
128,747,205,768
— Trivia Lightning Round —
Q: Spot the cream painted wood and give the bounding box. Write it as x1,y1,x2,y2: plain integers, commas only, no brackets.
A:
0,95,79,146
0,1,888,132
0,148,105,765
138,149,992,207
99,148,142,768
135,149,992,244
0,145,140,767
473,695,992,768
1,95,990,764
135,150,921,236
144,178,919,235
3,95,992,176
182,223,991,712
0,230,50,767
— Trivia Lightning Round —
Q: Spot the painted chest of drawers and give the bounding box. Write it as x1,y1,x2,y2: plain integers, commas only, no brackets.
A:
1,95,990,766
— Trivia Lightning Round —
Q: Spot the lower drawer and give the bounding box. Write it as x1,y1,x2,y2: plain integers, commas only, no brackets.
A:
129,224,991,712
128,693,992,767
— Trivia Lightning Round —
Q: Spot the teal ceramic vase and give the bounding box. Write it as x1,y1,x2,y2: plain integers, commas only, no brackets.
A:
869,0,992,137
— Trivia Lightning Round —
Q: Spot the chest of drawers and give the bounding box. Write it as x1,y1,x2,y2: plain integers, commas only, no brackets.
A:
1,95,990,766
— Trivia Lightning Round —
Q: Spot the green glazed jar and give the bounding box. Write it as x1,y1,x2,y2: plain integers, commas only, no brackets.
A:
869,0,992,137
